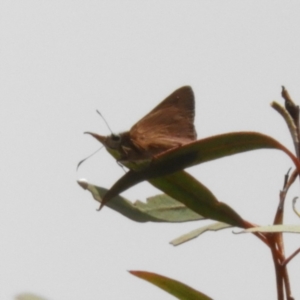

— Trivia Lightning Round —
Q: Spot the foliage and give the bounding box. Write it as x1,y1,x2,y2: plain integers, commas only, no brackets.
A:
79,86,300,300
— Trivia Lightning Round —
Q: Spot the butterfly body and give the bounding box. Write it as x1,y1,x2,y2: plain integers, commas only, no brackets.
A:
87,86,197,166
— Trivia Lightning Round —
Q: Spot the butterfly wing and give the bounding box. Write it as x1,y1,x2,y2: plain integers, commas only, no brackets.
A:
129,86,197,153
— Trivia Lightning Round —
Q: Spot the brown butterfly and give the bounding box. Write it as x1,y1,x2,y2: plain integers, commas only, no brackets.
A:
86,86,197,166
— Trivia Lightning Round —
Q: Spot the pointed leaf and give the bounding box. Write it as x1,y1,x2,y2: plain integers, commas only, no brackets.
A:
149,171,245,227
90,131,300,172
98,170,245,227
170,222,232,246
78,180,203,222
130,271,213,300
99,132,300,209
150,131,299,172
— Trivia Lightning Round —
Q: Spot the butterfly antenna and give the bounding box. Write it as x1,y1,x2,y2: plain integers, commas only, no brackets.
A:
117,161,127,173
76,146,103,170
96,110,114,134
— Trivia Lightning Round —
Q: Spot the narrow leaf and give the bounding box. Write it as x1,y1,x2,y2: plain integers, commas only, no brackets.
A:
136,131,300,173
99,132,300,208
130,271,213,300
238,224,300,234
149,171,245,227
78,179,203,222
170,222,232,246
98,170,245,227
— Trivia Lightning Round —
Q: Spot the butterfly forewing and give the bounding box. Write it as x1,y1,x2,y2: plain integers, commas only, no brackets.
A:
129,86,197,151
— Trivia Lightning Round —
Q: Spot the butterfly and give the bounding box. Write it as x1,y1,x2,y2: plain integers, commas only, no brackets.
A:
86,86,197,166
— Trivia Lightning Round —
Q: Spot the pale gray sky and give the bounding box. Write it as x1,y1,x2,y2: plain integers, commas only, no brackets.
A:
1,1,300,300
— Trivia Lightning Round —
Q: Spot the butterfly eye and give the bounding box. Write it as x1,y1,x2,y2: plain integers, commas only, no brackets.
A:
106,134,122,150
111,134,121,141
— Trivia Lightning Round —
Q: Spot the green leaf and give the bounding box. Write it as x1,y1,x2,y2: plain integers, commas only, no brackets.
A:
129,131,299,173
155,131,298,169
99,132,300,209
170,222,232,246
98,170,245,227
130,271,213,300
238,224,300,234
78,180,203,222
149,171,245,227
136,194,203,222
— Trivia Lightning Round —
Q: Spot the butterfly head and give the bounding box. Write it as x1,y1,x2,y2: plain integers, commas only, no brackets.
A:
85,131,125,160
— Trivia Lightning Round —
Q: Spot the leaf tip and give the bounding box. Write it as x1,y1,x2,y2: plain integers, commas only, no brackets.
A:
77,179,88,189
